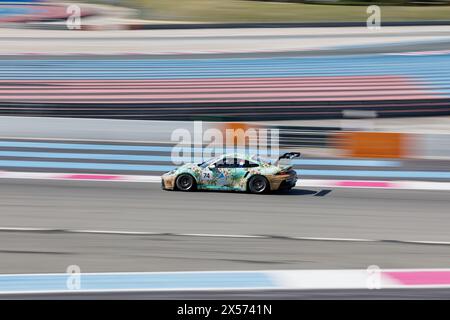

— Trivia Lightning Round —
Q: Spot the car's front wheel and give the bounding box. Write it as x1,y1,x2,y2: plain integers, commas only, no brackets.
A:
175,174,196,191
248,175,269,194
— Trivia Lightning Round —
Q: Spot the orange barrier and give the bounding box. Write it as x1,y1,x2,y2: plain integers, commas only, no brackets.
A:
219,122,258,146
335,132,410,158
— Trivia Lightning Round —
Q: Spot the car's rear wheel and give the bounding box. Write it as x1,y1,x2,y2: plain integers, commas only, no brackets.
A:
175,174,196,191
248,175,269,194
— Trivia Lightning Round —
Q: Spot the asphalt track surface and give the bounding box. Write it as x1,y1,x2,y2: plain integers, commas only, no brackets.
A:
2,26,450,55
5,289,450,300
0,179,449,275
2,288,450,299
0,40,448,58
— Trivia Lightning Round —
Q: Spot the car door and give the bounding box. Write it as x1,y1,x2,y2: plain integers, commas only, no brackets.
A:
199,156,232,190
231,158,259,190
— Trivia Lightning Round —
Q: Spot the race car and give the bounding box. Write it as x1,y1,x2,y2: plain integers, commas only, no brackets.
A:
161,152,299,194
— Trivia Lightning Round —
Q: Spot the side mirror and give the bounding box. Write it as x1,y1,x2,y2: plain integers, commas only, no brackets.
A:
208,164,216,170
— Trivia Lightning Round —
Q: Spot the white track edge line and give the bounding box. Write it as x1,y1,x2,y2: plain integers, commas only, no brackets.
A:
0,227,449,245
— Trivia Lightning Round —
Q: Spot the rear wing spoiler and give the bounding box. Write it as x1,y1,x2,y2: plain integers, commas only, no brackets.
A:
275,152,301,167
278,152,301,160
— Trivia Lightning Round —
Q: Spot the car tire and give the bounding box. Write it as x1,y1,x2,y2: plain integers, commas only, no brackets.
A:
248,175,269,194
175,174,196,192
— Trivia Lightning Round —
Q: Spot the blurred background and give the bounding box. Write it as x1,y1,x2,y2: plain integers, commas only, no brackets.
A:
0,0,450,298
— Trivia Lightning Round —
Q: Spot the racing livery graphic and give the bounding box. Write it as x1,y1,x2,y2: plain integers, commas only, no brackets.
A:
161,152,299,193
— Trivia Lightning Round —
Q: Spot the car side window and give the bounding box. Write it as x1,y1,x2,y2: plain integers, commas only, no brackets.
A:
236,159,259,168
215,158,258,168
228,158,242,168
216,157,237,168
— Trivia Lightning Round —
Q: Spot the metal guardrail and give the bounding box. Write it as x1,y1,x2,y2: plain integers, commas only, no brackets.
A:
0,116,337,148
273,125,340,148
1,99,449,121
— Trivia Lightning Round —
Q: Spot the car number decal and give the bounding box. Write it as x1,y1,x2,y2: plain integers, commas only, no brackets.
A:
203,172,211,179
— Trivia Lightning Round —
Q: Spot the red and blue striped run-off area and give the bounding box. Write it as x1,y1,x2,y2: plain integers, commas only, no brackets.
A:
0,54,449,120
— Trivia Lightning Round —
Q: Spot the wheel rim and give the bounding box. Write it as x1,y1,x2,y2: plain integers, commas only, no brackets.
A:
178,175,192,189
252,177,266,192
